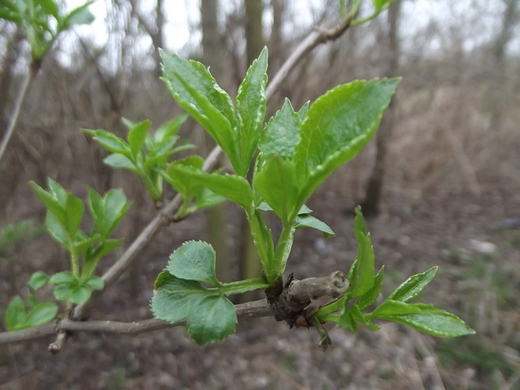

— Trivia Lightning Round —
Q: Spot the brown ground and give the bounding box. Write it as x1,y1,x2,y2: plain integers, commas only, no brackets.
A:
1,172,519,390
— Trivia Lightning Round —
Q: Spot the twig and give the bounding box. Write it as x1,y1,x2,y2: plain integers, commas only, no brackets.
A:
0,70,34,165
0,299,270,345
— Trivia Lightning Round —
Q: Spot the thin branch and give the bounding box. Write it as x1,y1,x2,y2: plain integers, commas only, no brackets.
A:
0,270,349,345
0,70,34,165
0,299,271,345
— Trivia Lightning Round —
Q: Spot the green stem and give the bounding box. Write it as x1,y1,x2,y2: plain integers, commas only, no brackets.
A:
70,250,79,279
246,210,274,281
272,223,296,280
351,11,381,27
220,278,269,296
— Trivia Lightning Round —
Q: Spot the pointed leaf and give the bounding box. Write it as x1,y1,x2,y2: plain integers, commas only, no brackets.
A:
104,153,138,172
259,98,301,162
298,101,310,121
357,266,384,310
167,241,219,286
253,155,299,224
128,120,151,157
338,307,358,333
351,304,380,331
388,266,438,302
236,47,268,175
65,193,84,236
153,114,188,143
295,215,335,238
82,129,131,156
294,79,399,206
187,294,237,346
373,0,400,12
61,1,95,28
30,181,67,228
95,238,124,258
45,212,68,248
348,207,375,297
84,276,104,290
103,189,131,236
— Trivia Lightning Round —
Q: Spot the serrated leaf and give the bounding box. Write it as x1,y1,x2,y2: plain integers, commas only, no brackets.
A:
160,50,238,170
45,212,68,248
351,304,380,331
49,271,77,285
5,296,27,331
65,194,84,236
83,129,131,156
30,181,67,228
154,114,188,143
338,306,358,333
70,285,92,305
74,234,99,254
167,241,219,286
165,164,253,210
84,276,104,290
104,153,138,172
388,266,438,303
259,98,301,162
26,302,58,328
253,155,299,224
357,266,384,310
127,120,151,157
194,188,225,209
236,47,268,176
187,294,237,346
294,79,399,206
28,271,50,290
295,215,335,238
348,207,375,297
151,272,209,324
162,156,205,202
298,101,310,121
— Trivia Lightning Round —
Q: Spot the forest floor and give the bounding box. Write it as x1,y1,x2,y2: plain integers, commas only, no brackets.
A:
1,174,520,390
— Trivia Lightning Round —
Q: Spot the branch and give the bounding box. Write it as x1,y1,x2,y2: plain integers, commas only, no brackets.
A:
0,271,347,346
0,69,34,165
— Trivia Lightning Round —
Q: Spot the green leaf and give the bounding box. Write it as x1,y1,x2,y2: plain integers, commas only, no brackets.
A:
165,164,253,210
162,156,205,202
388,266,438,303
53,284,73,301
60,1,94,28
338,306,358,333
0,9,22,23
28,271,50,291
73,234,99,255
357,266,384,310
104,154,138,172
295,215,335,238
253,155,299,224
70,285,92,305
26,302,58,328
103,189,131,236
348,207,375,297
160,50,238,170
95,238,124,258
45,212,68,248
298,101,310,121
65,193,84,236
49,271,77,285
30,181,67,228
259,98,301,162
35,0,59,18
219,278,270,296
167,241,219,287
153,114,188,143
294,79,399,206
151,271,209,324
5,296,27,331
373,0,400,12
83,129,131,156
187,294,237,346
127,120,151,157
194,188,226,210
370,300,475,337
235,47,268,176
351,304,380,331
84,276,104,290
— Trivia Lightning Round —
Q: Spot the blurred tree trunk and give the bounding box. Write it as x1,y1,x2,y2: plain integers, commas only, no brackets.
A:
200,0,230,282
268,0,285,77
489,0,519,129
359,2,401,217
239,0,265,301
0,28,23,130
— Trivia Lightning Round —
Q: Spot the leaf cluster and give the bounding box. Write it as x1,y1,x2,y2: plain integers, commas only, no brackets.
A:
0,0,95,61
29,179,131,305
